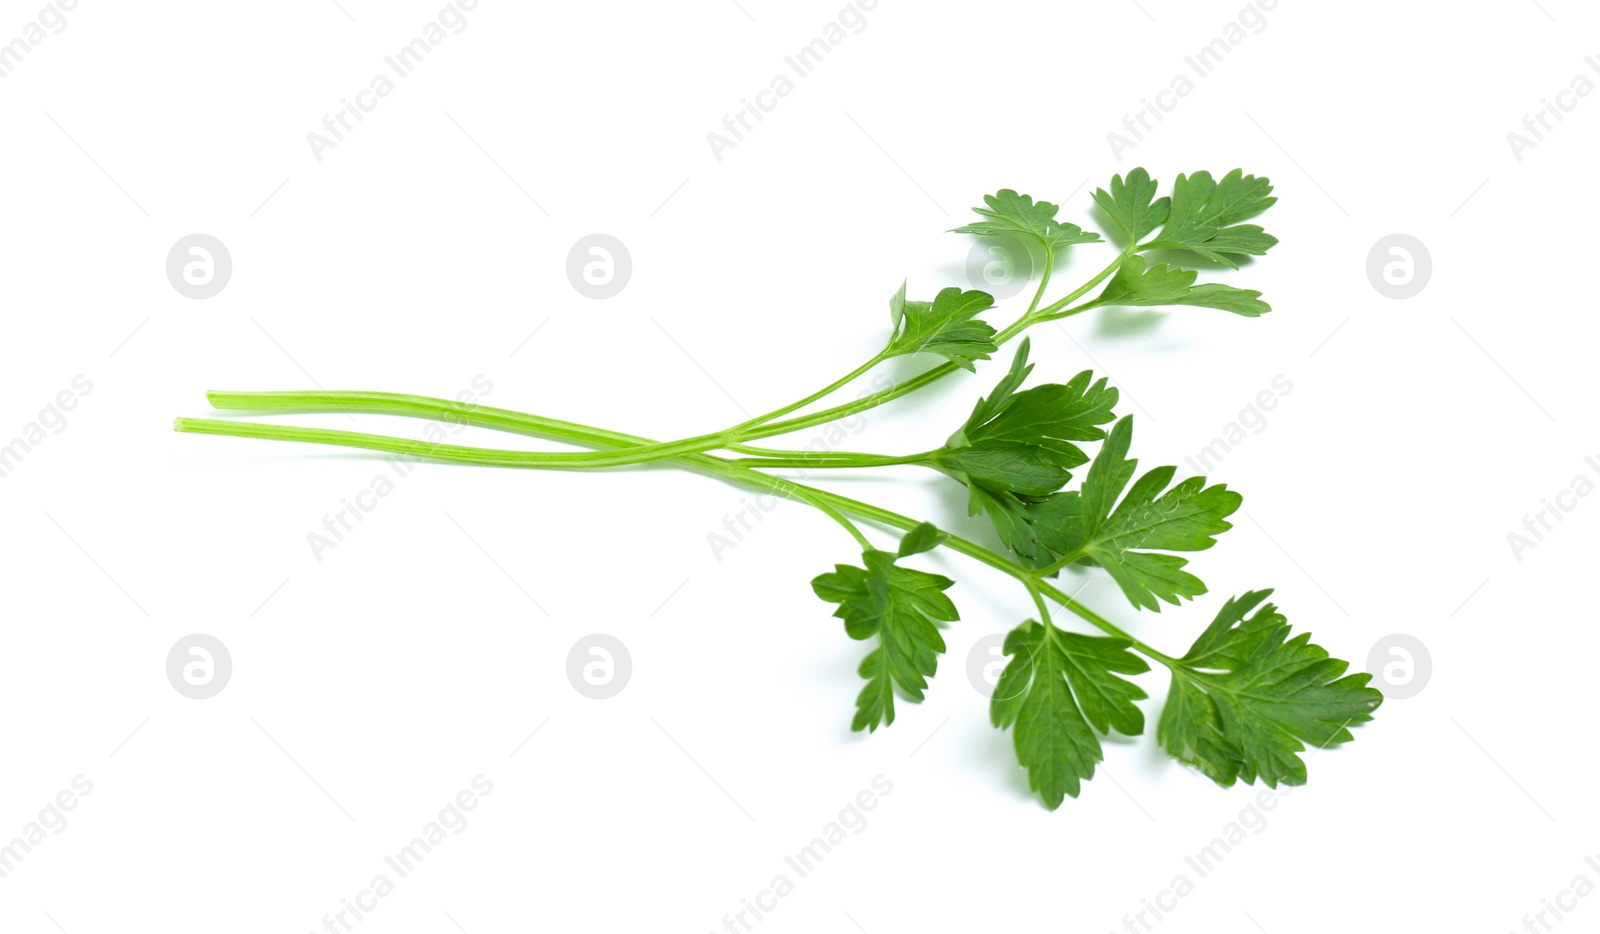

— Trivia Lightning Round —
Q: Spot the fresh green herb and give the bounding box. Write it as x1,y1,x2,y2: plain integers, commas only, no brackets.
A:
1140,169,1279,266
1157,590,1381,787
174,167,1380,810
953,189,1102,257
1091,167,1170,244
1081,255,1271,318
992,619,1150,808
812,523,957,732
1025,415,1243,611
885,284,998,370
920,339,1119,562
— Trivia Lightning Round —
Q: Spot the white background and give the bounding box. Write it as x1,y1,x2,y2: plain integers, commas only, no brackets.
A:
1,0,1595,931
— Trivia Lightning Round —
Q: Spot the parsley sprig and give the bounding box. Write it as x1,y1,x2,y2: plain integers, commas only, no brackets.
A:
176,168,1381,810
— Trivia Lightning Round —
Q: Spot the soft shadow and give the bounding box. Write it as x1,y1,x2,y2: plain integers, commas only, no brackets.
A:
1091,306,1169,339
1139,248,1261,273
977,719,1039,802
1086,202,1128,250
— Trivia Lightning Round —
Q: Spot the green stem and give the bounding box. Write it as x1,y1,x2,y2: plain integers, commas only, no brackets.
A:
203,248,1129,476
1033,548,1089,578
1036,581,1178,666
205,390,680,457
799,492,875,550
176,392,1179,668
739,247,1130,442
727,442,865,458
746,472,875,550
721,351,888,438
724,451,934,469
175,417,629,469
775,479,1173,665
200,391,928,473
1026,249,1055,316
1024,580,1053,625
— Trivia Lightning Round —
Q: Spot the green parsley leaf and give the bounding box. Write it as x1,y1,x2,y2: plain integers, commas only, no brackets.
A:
963,334,1036,426
1157,591,1383,787
923,341,1043,560
921,340,1119,559
1086,255,1270,317
1092,167,1170,243
991,619,1150,809
968,485,1042,561
938,361,1119,496
1028,416,1241,610
1177,283,1272,317
1092,254,1195,305
885,283,999,371
1140,170,1278,267
897,521,944,557
954,189,1102,256
946,350,1118,459
811,533,959,732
